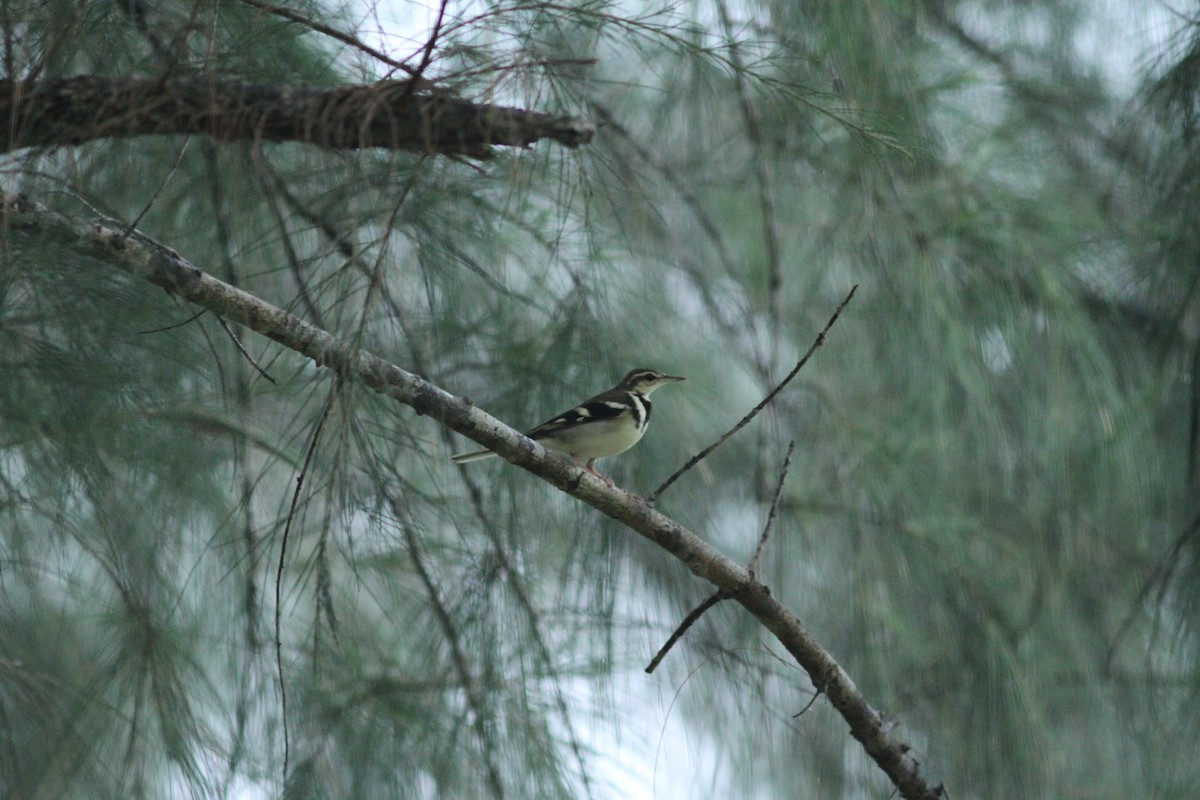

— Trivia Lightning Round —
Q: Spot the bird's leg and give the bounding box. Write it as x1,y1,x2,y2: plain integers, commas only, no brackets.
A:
583,459,615,487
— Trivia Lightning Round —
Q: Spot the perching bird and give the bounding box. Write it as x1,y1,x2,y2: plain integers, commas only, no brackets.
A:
452,368,685,480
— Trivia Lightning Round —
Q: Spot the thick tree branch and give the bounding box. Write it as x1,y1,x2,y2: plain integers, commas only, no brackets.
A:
0,192,942,800
0,77,594,158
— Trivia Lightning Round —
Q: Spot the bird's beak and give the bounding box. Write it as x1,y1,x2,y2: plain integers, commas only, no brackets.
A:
665,375,685,383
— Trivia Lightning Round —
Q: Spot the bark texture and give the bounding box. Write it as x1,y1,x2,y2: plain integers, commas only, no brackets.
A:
0,77,594,157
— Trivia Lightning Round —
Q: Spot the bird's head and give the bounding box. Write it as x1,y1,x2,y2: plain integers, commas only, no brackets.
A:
618,368,686,395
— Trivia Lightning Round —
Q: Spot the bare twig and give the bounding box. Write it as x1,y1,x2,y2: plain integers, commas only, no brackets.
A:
648,285,858,504
793,687,822,718
589,101,772,375
716,0,787,496
1104,508,1200,676
716,0,784,371
645,590,729,674
403,332,598,799
749,440,795,578
250,166,327,329
314,529,338,643
120,137,191,241
466,479,599,798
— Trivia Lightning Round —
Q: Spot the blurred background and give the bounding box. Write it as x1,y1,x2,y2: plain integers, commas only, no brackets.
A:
0,1,1195,797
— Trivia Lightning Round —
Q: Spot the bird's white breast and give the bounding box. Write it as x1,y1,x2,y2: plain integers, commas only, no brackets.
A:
542,414,647,459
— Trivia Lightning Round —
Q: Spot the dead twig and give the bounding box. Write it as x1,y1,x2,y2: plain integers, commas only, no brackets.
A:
645,590,732,674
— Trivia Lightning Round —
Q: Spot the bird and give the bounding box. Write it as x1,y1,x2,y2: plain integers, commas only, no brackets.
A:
452,368,685,481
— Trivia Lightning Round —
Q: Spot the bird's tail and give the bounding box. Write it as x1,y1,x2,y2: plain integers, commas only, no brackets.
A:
451,449,498,465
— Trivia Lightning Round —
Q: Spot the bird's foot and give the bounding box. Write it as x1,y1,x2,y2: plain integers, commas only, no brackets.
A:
584,465,616,487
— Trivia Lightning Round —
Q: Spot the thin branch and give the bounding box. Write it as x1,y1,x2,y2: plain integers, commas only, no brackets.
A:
314,528,338,643
1191,338,1200,485
454,463,599,797
648,285,858,504
216,315,277,384
224,320,265,795
120,137,191,240
117,0,174,66
237,0,431,82
749,440,795,579
248,160,328,328
1104,508,1200,676
589,101,772,375
645,589,729,674
407,0,449,91
137,306,207,334
716,0,788,497
403,321,598,799
793,687,822,718
716,0,785,372
0,196,940,800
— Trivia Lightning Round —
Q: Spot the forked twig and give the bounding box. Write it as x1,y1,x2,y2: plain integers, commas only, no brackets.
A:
647,442,797,673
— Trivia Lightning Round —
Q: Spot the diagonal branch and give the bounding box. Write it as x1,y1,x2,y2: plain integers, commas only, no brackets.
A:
644,590,728,674
0,76,594,158
237,0,430,80
0,193,942,800
648,285,857,504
